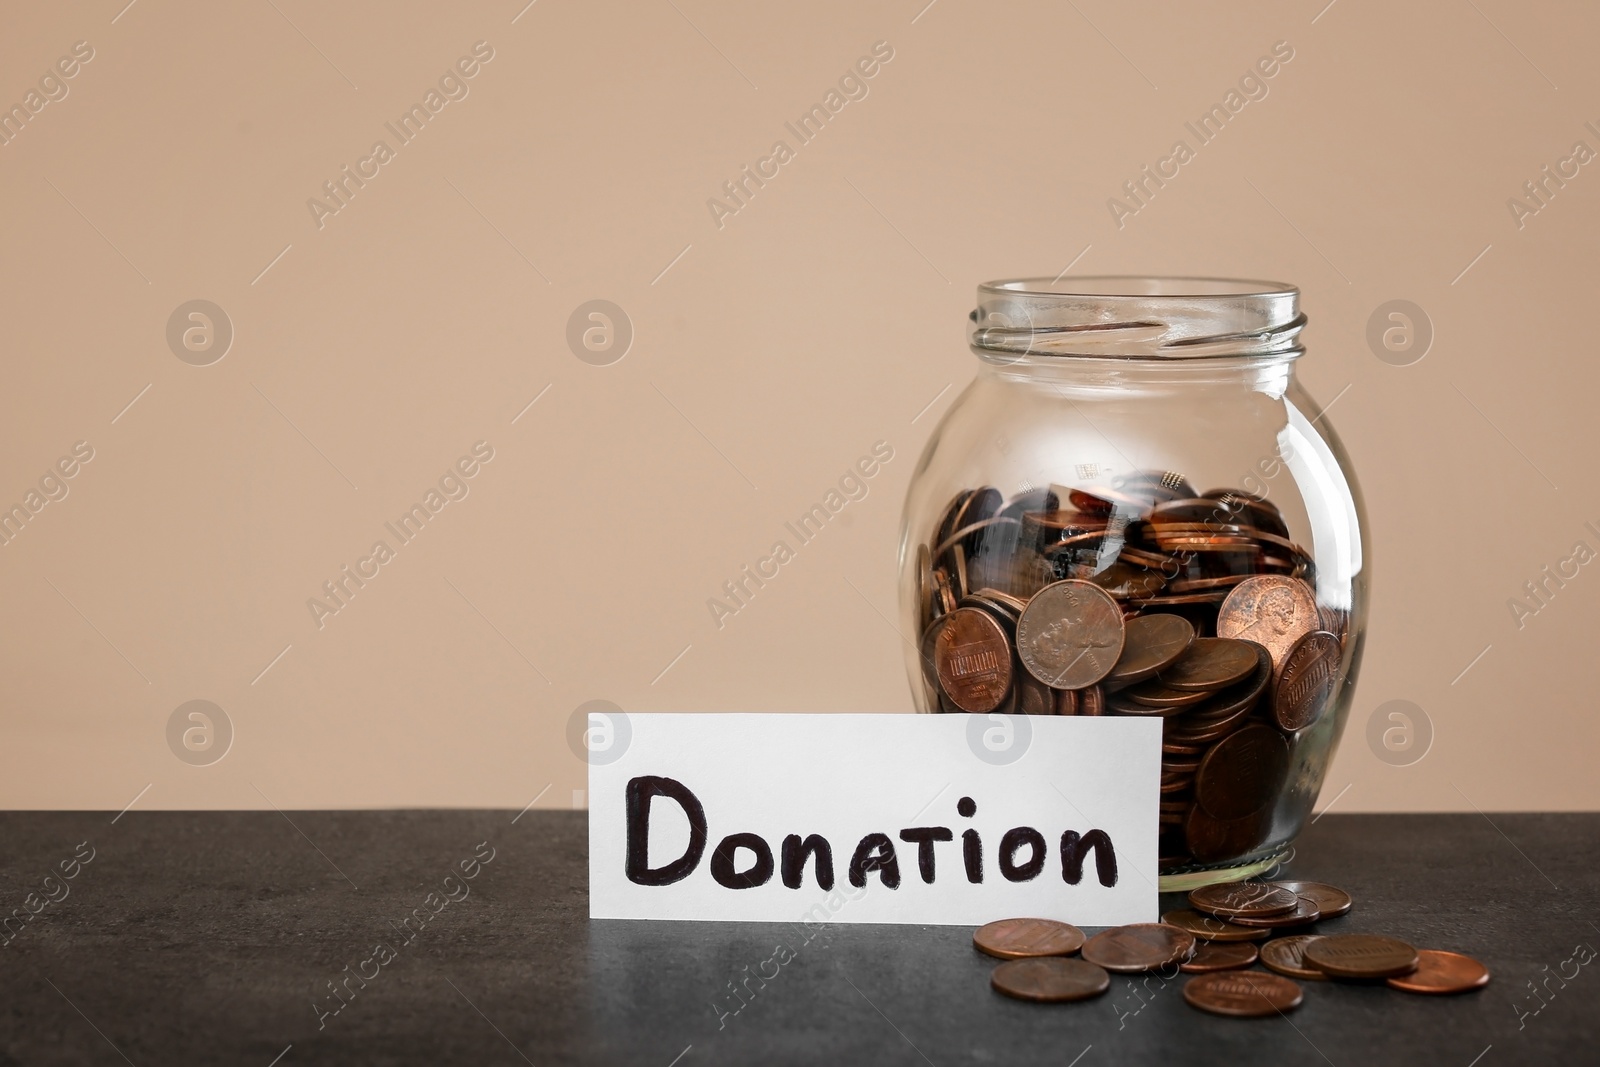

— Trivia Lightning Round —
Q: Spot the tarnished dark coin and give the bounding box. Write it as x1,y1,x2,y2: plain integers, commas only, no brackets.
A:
933,569,958,616
1303,934,1419,979
974,917,1086,960
1015,673,1054,716
991,957,1111,1003
1268,880,1352,919
1079,685,1105,716
1180,940,1259,974
1159,638,1260,692
1188,881,1300,919
1054,686,1079,715
1385,950,1490,994
1016,580,1125,689
1183,971,1303,1017
1184,804,1269,864
1272,630,1340,731
1080,923,1196,973
1160,909,1272,943
934,607,1013,713
1259,935,1328,980
934,489,974,549
1194,725,1290,821
1106,614,1195,688
1216,576,1319,675
1228,895,1321,928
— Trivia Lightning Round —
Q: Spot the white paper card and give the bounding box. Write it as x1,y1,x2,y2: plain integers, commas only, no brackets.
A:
588,713,1160,927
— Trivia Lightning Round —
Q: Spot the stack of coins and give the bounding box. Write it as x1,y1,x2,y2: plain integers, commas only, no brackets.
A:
977,878,1491,1016
917,473,1350,870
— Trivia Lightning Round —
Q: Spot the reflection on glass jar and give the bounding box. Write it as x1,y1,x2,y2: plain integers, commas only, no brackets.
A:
898,277,1367,891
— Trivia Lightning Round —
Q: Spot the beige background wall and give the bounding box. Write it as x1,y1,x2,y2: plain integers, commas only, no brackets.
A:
2,0,1595,812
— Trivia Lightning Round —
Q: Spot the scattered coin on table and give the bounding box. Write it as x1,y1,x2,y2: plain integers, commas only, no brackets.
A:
1080,923,1196,973
1268,880,1352,918
973,917,1085,960
1180,940,1260,974
991,957,1111,1003
1385,950,1491,994
1229,894,1322,928
1161,908,1273,942
1258,935,1328,980
1303,934,1420,979
1183,971,1304,1017
1188,881,1300,919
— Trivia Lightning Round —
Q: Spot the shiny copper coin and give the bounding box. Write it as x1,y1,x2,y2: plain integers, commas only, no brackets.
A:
1016,580,1125,689
1160,909,1272,943
1106,614,1195,688
1272,630,1340,731
1159,638,1260,692
934,607,1013,713
1385,950,1490,994
1054,686,1079,715
1080,923,1196,973
1268,880,1352,919
1079,685,1105,716
1183,971,1303,1017
1216,576,1319,675
974,917,1086,960
1194,725,1290,821
1228,895,1321,928
991,957,1111,1003
1303,934,1419,979
1188,881,1300,919
1180,940,1259,973
1259,935,1328,980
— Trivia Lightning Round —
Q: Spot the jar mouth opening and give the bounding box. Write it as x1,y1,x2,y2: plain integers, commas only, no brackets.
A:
971,275,1305,362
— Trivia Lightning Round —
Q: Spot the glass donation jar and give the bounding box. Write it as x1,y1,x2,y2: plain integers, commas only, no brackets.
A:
897,277,1367,890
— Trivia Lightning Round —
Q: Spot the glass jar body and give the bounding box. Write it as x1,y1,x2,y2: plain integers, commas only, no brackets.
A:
897,351,1367,889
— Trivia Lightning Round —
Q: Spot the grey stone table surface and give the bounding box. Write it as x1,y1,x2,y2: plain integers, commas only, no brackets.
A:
1,810,1596,1065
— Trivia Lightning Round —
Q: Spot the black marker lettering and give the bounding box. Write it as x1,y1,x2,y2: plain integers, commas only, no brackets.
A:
625,776,707,886
962,828,983,883
781,833,835,890
711,833,775,889
897,826,953,883
999,826,1046,882
847,833,901,889
1060,829,1118,887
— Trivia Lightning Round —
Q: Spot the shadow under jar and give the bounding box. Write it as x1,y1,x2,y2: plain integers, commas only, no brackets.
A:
898,277,1368,890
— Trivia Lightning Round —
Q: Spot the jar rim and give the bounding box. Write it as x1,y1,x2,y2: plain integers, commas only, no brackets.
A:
970,275,1305,362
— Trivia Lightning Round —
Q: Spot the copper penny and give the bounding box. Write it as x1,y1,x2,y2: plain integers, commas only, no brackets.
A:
1193,725,1290,821
1272,630,1340,731
1303,934,1419,979
1159,638,1260,692
991,957,1111,1003
1079,684,1105,716
1120,680,1213,709
1385,949,1491,994
1188,882,1300,919
1053,686,1079,715
1269,880,1352,919
1180,940,1259,974
1014,673,1055,716
934,607,1013,713
1183,971,1303,1017
1216,576,1320,674
1259,935,1328,980
1016,580,1126,689
1080,923,1196,973
1184,804,1269,864
1229,895,1321,928
974,917,1086,960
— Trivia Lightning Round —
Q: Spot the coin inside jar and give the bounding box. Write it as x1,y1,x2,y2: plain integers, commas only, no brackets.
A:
1104,614,1195,688
1216,575,1320,674
1080,923,1196,973
1302,934,1419,979
1193,725,1291,822
1385,949,1491,994
1156,638,1260,692
1015,580,1126,690
934,607,1013,713
1183,971,1304,1017
973,917,1086,960
1272,630,1341,731
990,957,1111,1003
